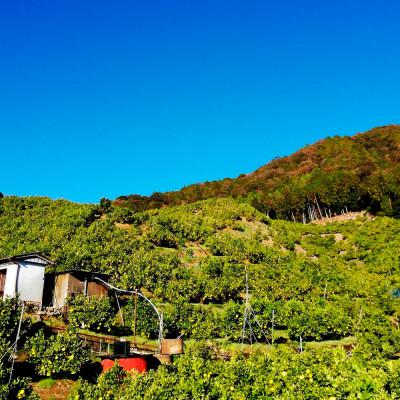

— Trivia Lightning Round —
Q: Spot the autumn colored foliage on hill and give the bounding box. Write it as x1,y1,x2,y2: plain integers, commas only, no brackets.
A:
116,125,400,219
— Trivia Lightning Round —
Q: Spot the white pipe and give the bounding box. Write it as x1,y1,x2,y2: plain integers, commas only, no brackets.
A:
93,277,163,351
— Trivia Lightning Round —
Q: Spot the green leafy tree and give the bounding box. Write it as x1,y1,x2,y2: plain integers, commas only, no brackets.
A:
68,295,116,333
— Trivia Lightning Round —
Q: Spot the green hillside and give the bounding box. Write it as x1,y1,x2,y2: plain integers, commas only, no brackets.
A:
117,125,400,219
1,195,399,342
1,193,400,398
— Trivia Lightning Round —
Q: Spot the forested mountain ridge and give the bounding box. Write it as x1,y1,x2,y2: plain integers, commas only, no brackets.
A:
116,125,400,219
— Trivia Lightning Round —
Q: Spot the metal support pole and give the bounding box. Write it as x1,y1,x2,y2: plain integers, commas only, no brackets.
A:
8,302,25,385
158,312,163,353
241,271,249,345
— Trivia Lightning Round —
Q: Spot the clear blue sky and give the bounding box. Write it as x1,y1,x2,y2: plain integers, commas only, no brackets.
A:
1,0,399,203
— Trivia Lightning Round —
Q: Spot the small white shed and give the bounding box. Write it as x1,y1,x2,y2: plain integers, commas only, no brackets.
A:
0,253,54,306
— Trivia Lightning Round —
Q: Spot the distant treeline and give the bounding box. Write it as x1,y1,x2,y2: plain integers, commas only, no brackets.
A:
116,125,400,219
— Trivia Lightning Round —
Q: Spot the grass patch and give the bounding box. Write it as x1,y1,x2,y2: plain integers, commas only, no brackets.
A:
37,378,56,390
305,336,357,349
42,316,67,329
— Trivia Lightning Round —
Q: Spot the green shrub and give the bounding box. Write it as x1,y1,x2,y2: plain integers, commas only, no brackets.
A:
147,224,180,248
70,363,127,400
26,330,92,377
0,297,30,343
162,301,223,339
108,206,136,224
0,377,39,400
221,301,243,341
66,344,400,399
285,300,352,341
354,311,400,360
68,295,116,333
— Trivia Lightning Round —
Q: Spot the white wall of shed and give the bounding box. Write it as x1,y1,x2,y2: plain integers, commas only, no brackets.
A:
17,261,45,305
0,262,18,299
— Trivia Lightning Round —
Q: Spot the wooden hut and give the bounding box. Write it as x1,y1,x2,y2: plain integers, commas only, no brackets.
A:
44,269,111,308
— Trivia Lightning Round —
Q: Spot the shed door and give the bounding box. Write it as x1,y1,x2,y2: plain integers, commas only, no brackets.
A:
87,281,108,298
0,270,6,299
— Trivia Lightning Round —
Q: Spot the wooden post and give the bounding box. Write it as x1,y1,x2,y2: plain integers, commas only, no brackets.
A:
271,309,275,345
115,292,125,326
133,291,138,347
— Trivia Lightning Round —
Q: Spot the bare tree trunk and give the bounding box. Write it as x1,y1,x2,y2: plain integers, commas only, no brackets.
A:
314,195,323,219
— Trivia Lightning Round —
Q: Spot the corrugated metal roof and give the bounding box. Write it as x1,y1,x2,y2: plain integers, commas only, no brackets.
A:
53,269,111,278
0,252,54,265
